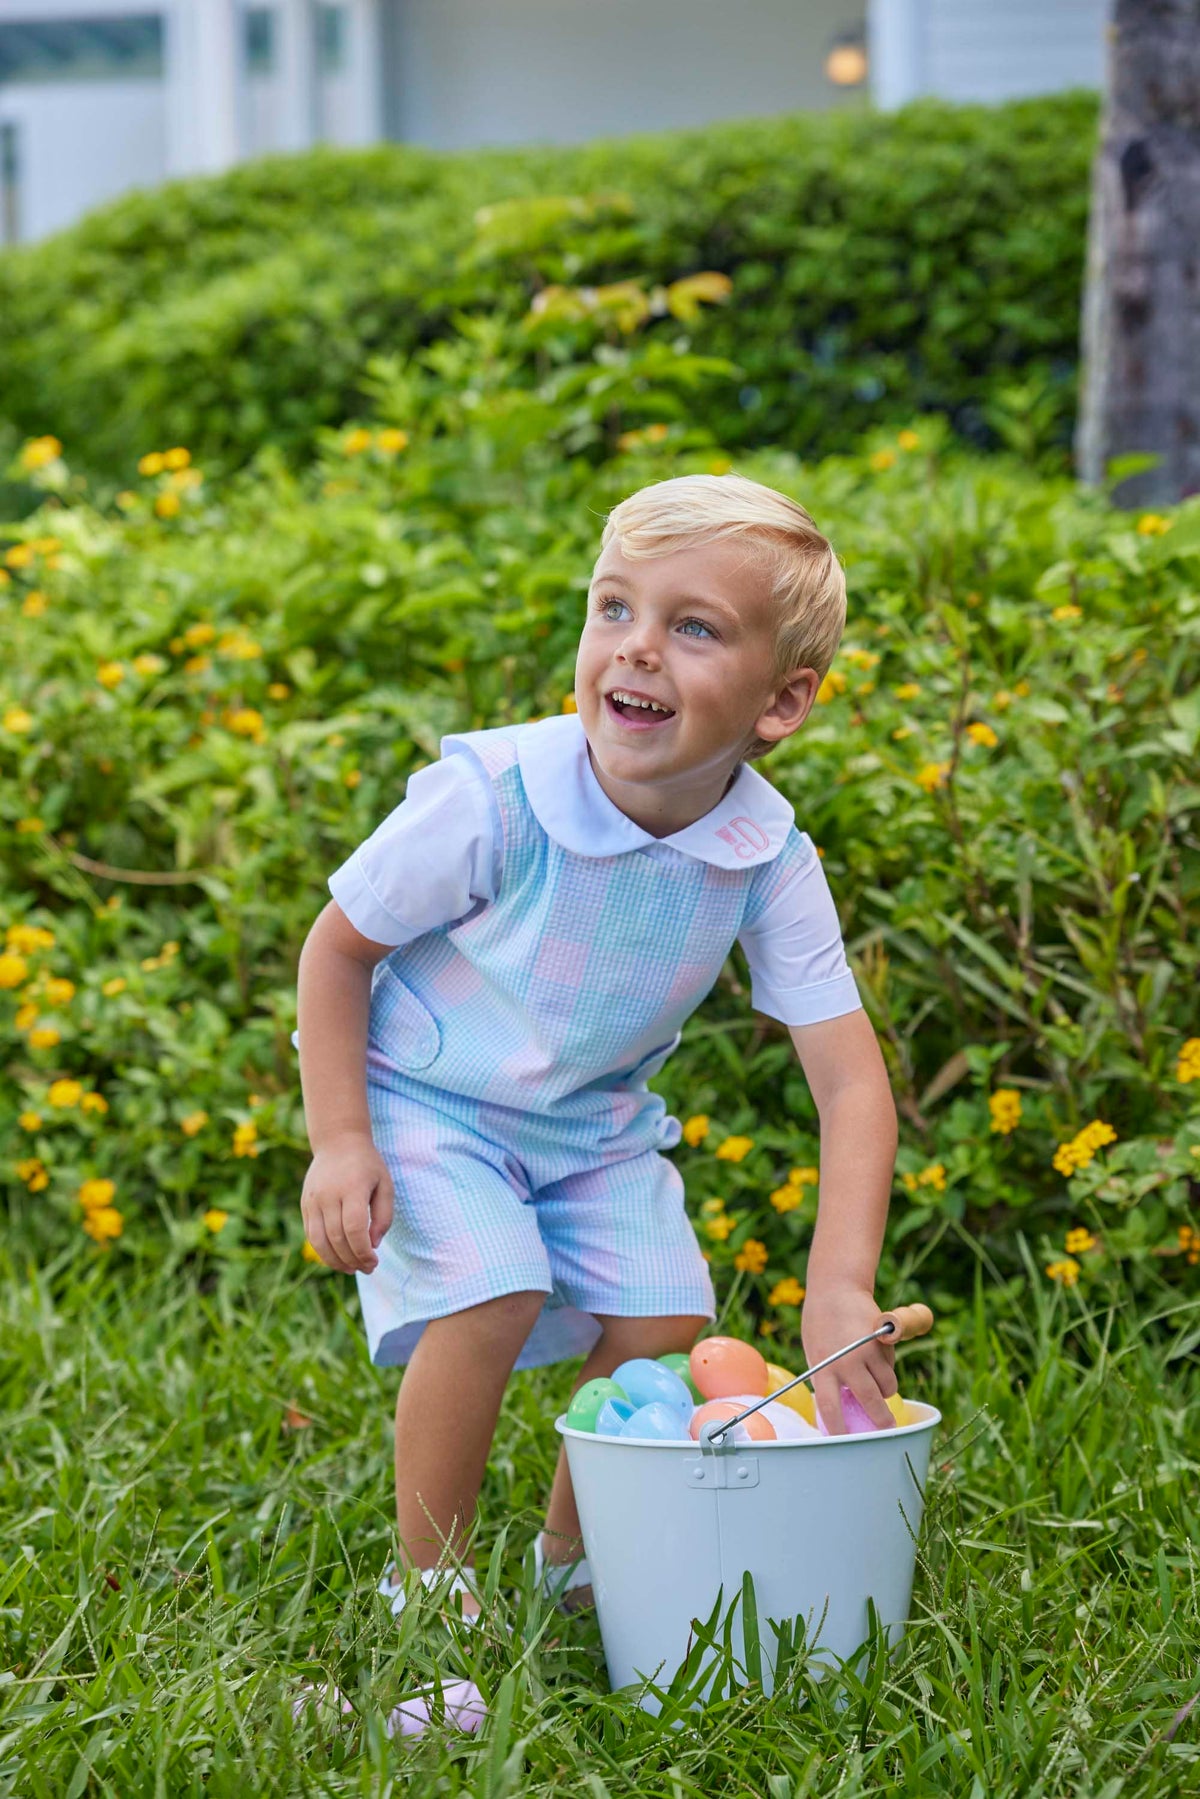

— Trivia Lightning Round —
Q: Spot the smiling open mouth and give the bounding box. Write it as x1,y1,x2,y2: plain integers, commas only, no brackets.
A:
605,693,676,729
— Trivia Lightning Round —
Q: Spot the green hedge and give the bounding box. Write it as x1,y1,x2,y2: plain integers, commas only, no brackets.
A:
2,350,1198,1317
0,93,1098,485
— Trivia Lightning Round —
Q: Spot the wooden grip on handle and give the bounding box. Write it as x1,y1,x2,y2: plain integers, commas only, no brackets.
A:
881,1302,934,1342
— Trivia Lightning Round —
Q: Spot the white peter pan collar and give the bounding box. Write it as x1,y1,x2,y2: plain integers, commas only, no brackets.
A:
514,712,794,869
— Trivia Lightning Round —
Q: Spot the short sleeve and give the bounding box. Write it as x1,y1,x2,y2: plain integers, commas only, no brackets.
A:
326,752,499,947
737,830,862,1027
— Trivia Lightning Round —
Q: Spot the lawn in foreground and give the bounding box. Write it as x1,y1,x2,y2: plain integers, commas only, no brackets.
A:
1,1238,1196,1797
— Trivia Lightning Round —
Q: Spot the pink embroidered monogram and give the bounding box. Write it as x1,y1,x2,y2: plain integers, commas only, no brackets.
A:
714,817,769,859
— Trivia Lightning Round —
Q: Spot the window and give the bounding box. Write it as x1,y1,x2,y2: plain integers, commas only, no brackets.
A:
0,16,162,84
244,7,275,76
316,4,345,75
1,120,19,245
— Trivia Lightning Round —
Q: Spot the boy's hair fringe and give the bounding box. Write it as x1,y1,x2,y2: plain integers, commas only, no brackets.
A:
599,471,847,763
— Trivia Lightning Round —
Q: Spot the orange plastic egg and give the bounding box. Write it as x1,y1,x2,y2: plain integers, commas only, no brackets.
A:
688,1399,776,1443
690,1335,769,1400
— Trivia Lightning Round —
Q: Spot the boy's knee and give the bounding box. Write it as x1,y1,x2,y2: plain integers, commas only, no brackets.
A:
449,1288,546,1350
592,1314,709,1364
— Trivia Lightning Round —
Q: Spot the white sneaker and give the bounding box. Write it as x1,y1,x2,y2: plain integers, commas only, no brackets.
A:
377,1562,485,1627
533,1535,593,1610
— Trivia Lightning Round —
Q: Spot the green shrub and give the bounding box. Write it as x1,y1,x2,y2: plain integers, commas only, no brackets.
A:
0,93,1098,484
2,333,1197,1321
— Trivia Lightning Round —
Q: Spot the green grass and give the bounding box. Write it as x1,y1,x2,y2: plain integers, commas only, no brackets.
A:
1,1236,1197,1796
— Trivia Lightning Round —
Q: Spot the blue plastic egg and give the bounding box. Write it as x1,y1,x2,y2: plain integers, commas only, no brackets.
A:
611,1358,694,1418
618,1401,691,1441
595,1396,637,1436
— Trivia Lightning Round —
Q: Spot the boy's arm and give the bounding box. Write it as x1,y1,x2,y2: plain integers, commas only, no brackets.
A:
787,1008,900,1433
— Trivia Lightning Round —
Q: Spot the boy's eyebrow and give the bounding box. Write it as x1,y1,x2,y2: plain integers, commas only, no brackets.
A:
588,573,742,623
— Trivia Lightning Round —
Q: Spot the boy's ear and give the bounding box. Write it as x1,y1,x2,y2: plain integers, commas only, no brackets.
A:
753,666,821,745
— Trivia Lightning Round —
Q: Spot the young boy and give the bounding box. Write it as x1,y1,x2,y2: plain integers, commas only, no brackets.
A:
295,472,899,1621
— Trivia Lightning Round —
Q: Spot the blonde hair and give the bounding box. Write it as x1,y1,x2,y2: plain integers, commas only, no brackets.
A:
599,471,847,763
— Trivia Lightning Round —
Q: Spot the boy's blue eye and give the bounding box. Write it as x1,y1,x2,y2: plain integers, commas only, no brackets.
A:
595,596,714,639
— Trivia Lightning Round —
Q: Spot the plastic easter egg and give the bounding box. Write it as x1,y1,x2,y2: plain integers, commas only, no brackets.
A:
816,1384,886,1436
688,1398,776,1444
566,1377,629,1432
690,1336,769,1401
612,1357,694,1417
765,1362,818,1425
727,1394,819,1441
886,1393,912,1426
657,1351,703,1402
595,1396,637,1437
618,1401,691,1441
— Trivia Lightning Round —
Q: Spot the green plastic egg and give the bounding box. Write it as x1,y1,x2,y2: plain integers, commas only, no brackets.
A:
657,1352,703,1402
566,1377,629,1432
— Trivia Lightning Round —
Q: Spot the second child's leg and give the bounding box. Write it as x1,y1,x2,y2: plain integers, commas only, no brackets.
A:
388,1289,546,1615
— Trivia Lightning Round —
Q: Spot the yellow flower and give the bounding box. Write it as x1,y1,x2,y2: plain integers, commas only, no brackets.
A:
1065,1227,1097,1255
216,631,262,660
20,435,62,471
1045,1257,1080,1287
0,952,29,988
116,490,138,511
1052,604,1082,622
917,1162,947,1192
101,977,127,997
5,544,34,569
28,1027,61,1049
1079,1120,1117,1151
788,1166,819,1187
47,1078,84,1107
1178,1225,1199,1265
16,817,45,833
78,1177,116,1212
15,1003,38,1030
181,1110,209,1136
893,682,922,701
768,1276,806,1307
966,722,998,748
681,1113,710,1147
376,428,409,454
816,670,848,703
916,762,951,793
223,707,266,742
1136,513,1172,535
870,449,896,471
44,977,75,1006
1014,680,1031,696
132,653,168,677
80,1092,108,1115
138,451,165,476
17,1157,49,1191
343,428,373,456
897,429,921,451
560,692,578,714
734,1239,769,1274
700,1197,726,1218
83,1207,123,1242
706,457,734,476
892,727,913,740
154,490,181,519
97,661,126,689
232,1120,259,1158
184,623,215,648
1176,1038,1200,1083
203,1208,230,1233
770,1184,803,1213
21,590,48,618
18,1111,42,1131
901,1171,919,1192
988,1088,1022,1135
267,682,291,700
715,1134,754,1162
704,1214,735,1241
163,447,191,470
3,707,33,734
344,769,362,789
1052,1121,1116,1177
183,655,211,676
302,1239,325,1264
842,648,880,671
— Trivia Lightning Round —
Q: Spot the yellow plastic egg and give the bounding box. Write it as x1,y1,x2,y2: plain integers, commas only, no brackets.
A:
764,1362,817,1425
886,1393,912,1426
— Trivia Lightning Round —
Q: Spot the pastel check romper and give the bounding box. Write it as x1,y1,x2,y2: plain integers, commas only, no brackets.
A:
298,712,862,1370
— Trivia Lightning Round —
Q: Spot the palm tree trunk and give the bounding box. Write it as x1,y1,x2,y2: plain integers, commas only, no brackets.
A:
1076,0,1200,505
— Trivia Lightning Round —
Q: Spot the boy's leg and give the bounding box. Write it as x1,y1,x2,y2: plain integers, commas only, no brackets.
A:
390,1289,546,1608
541,1311,709,1565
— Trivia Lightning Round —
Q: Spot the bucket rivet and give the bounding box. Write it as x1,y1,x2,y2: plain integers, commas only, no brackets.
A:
736,1467,749,1481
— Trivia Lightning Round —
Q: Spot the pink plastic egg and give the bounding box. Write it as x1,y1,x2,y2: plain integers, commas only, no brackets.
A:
689,1336,769,1401
689,1398,776,1443
816,1384,885,1435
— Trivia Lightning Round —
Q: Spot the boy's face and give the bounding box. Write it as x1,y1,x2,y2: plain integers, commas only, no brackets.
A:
574,537,819,831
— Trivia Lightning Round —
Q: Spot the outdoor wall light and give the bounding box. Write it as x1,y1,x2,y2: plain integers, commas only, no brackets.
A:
825,32,868,88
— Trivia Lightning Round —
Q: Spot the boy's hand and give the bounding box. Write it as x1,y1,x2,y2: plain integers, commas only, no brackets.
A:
300,1132,395,1274
800,1283,897,1433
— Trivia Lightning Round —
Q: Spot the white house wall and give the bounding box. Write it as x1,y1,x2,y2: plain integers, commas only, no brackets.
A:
868,0,1106,108
386,0,868,150
0,78,164,241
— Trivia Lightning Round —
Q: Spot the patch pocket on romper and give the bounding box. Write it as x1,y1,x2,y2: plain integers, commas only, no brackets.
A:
622,1029,684,1086
372,964,442,1070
